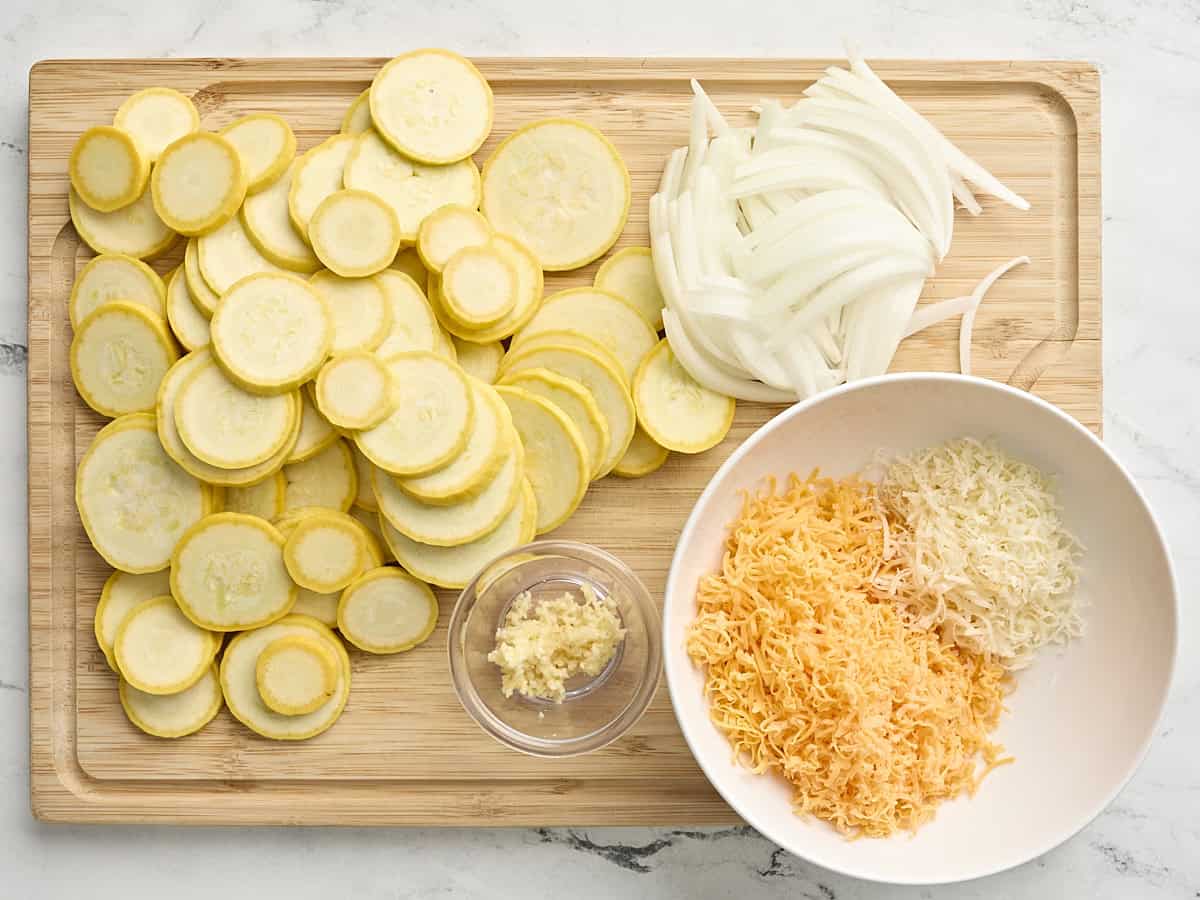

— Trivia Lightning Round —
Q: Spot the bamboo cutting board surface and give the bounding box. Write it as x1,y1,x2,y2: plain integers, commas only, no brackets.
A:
28,57,1100,824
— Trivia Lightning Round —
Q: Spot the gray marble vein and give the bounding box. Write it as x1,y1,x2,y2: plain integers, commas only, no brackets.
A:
3,0,1199,897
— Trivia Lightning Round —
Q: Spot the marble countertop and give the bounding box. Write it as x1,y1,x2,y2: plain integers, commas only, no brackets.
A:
4,0,1197,896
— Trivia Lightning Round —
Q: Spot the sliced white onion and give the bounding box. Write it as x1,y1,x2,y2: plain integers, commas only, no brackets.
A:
959,256,1031,375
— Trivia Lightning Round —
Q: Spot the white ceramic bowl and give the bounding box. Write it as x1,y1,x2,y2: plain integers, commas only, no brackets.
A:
664,374,1177,885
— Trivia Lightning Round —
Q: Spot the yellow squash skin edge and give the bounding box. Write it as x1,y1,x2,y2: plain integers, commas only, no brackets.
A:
69,187,179,261
118,663,222,739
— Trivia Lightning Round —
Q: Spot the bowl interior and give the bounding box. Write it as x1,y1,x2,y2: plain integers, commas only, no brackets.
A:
664,374,1177,885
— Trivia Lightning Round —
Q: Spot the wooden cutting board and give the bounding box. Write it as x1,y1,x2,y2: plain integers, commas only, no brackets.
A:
27,57,1100,824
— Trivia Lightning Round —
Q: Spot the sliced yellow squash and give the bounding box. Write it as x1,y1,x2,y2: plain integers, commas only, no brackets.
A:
308,188,401,278
288,134,356,237
314,350,393,430
219,113,295,194
165,266,211,351
94,569,173,669
340,89,373,135
440,244,517,328
392,379,507,505
282,437,357,513
283,509,370,593
515,287,657,382
594,246,665,330
450,337,503,384
119,662,222,738
210,272,332,394
290,590,340,628
183,237,220,317
171,512,296,630
433,233,545,343
369,49,492,164
612,425,670,478
417,204,491,273
174,359,299,468
151,131,246,236
287,389,339,464
373,436,523,546
350,445,378,511
241,159,323,273
373,270,440,357
114,596,218,695
308,270,393,354
255,633,338,716
69,185,177,260
390,246,428,285
349,506,392,563
342,128,480,240
69,252,166,330
196,214,283,296
221,470,287,520
156,350,302,486
498,367,610,480
482,118,629,270
503,328,623,380
69,125,148,213
382,477,536,589
71,301,178,417
337,567,438,654
495,386,589,534
113,87,199,162
632,338,735,453
221,615,350,740
355,351,473,476
500,343,634,477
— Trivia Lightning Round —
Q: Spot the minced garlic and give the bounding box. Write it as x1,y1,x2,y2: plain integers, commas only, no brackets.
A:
487,585,626,702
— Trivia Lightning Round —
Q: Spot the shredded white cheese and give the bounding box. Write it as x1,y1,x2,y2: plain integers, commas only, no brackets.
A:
875,438,1084,669
487,585,626,702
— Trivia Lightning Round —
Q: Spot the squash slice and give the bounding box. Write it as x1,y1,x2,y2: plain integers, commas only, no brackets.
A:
309,270,393,354
255,633,338,716
337,567,438,654
119,662,222,738
315,351,393,430
197,214,283,296
220,113,295,194
515,287,656,382
114,596,219,695
373,436,523,546
282,438,357,513
440,244,517,328
417,204,491,273
174,359,299,468
171,512,296,630
95,569,173,669
71,301,178,418
69,125,148,212
283,509,371,593
612,425,670,478
369,49,492,164
221,471,287,520
210,272,332,394
69,253,166,330
288,134,356,237
183,238,221,317
373,270,440,357
342,128,480,240
340,89,373,135
221,615,350,740
165,266,211,351
450,337,503,384
482,118,629,270
433,234,544,344
69,185,177,260
389,246,428,285
287,384,340,464
308,189,402,278
499,343,634,477
350,446,378,511
383,477,536,589
495,386,589,534
151,131,246,236
241,160,323,273
594,246,665,330
632,338,735,453
355,351,473,476
498,368,610,480
114,87,199,162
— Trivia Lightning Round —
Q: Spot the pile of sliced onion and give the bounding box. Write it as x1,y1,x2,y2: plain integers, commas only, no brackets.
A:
650,46,1031,401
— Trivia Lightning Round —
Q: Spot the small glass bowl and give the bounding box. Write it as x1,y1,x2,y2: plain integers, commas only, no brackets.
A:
447,540,662,757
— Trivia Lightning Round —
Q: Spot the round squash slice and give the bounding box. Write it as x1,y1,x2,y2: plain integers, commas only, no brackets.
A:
196,214,283,296
315,351,393,430
113,596,219,695
76,414,207,573
337,567,438,654
498,367,610,480
369,49,493,165
71,300,177,418
69,185,177,261
283,510,371,593
308,270,393,355
241,159,322,274
373,270,440,357
417,204,491,273
255,633,338,716
220,113,295,194
612,425,670,478
171,512,295,631
481,118,629,270
151,131,247,236
94,569,173,669
440,244,517,328
432,234,543,344
632,338,735,453
119,662,222,738
69,125,148,213
308,189,401,278
594,246,666,331
114,87,200,162
282,438,357,513
69,252,165,329
221,615,350,740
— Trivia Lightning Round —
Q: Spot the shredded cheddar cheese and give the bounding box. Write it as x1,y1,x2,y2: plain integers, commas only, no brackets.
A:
686,472,1010,838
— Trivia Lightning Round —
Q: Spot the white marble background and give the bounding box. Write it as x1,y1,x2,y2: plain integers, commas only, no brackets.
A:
3,0,1197,897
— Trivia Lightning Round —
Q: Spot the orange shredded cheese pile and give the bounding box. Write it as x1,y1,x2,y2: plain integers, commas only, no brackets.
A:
686,472,1010,838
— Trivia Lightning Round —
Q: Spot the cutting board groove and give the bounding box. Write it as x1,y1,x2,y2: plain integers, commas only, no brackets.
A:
28,57,1099,824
